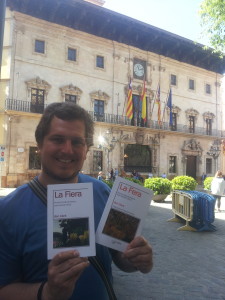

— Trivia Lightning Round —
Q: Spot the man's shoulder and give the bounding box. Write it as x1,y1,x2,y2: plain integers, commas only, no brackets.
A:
78,174,111,191
0,183,34,205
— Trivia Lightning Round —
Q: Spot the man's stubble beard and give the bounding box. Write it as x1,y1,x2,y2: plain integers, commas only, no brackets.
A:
42,165,80,183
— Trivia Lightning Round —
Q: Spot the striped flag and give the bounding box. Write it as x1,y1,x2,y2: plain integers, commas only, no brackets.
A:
155,84,161,125
141,80,147,122
126,79,133,119
167,88,173,126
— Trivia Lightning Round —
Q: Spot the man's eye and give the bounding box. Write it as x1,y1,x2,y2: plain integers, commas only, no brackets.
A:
51,137,64,144
72,139,85,146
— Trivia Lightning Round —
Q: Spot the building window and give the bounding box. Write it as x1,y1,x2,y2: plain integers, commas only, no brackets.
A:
31,88,45,113
29,146,41,169
96,55,104,68
170,74,177,86
189,79,195,90
206,158,212,174
35,40,45,54
94,100,104,121
189,115,195,133
206,118,212,135
93,150,103,171
205,84,211,94
169,156,176,173
67,48,77,61
171,113,177,131
65,94,76,103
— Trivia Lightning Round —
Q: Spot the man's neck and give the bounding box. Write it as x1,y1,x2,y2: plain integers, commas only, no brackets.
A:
38,173,78,187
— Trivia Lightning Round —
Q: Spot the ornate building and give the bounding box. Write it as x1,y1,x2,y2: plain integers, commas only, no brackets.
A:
0,0,225,187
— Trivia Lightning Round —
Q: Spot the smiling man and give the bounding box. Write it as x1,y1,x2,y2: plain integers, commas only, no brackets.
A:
0,102,153,300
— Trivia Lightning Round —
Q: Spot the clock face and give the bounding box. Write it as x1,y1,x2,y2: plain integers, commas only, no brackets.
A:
134,63,145,77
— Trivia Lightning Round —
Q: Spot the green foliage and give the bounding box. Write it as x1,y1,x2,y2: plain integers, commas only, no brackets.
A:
124,177,143,186
103,179,114,189
103,177,143,189
171,176,197,191
199,0,225,53
144,177,171,195
204,176,213,190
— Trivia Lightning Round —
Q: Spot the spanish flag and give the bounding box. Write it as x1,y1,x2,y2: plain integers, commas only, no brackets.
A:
126,79,133,119
141,80,147,122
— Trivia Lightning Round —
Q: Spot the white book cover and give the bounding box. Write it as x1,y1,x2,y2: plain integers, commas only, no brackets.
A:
47,183,96,259
96,177,153,252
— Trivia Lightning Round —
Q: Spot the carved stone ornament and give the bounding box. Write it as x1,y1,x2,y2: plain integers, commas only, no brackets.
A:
166,104,180,116
185,108,199,118
90,90,110,106
182,139,203,157
135,129,145,145
203,111,215,121
124,84,154,99
25,77,51,97
60,84,83,102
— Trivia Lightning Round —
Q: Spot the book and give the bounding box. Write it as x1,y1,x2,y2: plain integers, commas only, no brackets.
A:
96,177,153,252
47,183,96,259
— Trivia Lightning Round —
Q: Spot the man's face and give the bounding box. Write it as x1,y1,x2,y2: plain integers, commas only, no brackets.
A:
38,116,88,185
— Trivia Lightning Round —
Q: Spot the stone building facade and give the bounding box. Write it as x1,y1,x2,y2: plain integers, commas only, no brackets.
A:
0,0,225,187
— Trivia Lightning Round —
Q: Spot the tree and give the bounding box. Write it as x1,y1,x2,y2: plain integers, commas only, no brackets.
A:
199,0,225,53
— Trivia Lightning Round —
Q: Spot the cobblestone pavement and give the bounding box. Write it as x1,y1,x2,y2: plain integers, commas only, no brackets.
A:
112,196,225,300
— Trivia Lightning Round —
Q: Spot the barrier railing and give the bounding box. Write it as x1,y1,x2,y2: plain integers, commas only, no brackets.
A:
168,191,196,231
168,190,216,232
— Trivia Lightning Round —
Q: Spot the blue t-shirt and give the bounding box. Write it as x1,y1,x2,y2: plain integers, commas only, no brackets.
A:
0,174,112,299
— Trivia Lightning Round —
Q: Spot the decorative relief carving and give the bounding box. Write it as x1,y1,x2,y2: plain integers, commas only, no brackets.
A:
203,111,215,120
90,90,110,106
25,76,51,97
60,84,83,102
124,84,154,99
182,139,202,157
185,108,199,118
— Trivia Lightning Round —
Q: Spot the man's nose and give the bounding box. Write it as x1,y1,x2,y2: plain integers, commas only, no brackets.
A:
62,140,74,153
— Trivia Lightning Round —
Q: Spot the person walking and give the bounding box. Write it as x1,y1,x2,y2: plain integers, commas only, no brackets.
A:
211,170,225,212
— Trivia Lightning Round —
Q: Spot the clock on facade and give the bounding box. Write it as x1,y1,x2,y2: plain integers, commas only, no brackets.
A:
133,59,146,79
134,63,144,77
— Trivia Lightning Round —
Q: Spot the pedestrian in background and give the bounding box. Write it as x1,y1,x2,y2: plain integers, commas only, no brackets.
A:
97,171,103,180
211,170,225,212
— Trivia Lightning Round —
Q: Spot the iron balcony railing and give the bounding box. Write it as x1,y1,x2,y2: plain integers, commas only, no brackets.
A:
4,98,225,138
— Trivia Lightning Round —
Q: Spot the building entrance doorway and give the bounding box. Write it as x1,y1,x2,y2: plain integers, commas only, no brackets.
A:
124,144,151,173
186,156,196,179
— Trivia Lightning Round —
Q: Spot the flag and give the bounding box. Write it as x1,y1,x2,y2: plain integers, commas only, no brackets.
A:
126,79,133,119
141,80,147,122
155,84,161,125
167,88,173,126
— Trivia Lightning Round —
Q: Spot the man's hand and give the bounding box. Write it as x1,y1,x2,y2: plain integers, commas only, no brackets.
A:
123,236,153,273
43,250,89,300
111,236,153,274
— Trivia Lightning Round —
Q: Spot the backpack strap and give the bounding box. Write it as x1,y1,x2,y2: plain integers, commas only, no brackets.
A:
28,178,117,300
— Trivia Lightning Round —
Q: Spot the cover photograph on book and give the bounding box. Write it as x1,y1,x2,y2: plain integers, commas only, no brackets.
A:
47,183,96,259
53,217,90,248
96,177,153,252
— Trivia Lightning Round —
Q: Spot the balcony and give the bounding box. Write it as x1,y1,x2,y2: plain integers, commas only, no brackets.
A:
4,98,225,138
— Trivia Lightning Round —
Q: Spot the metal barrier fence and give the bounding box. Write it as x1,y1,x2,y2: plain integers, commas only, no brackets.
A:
168,191,196,231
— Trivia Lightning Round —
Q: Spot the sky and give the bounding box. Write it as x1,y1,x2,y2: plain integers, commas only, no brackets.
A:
103,0,210,47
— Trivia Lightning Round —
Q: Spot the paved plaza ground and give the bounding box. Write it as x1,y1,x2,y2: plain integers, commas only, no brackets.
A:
112,195,225,300
1,188,225,299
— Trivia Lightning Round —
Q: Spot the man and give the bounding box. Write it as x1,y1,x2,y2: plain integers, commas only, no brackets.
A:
0,102,153,300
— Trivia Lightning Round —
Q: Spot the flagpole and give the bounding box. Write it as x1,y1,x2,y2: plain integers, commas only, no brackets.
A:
161,87,170,124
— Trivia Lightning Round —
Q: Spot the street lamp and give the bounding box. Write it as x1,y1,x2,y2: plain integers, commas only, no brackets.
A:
206,139,221,159
98,130,117,178
207,139,221,171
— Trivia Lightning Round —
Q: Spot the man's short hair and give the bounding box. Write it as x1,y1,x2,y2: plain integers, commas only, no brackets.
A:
35,102,94,148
